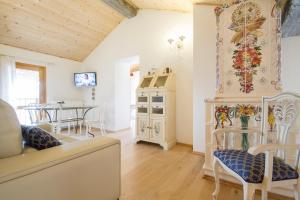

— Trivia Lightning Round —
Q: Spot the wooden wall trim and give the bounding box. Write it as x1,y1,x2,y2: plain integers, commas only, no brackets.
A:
193,151,206,157
176,142,193,148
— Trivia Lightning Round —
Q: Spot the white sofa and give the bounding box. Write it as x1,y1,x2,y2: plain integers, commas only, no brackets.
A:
0,135,121,200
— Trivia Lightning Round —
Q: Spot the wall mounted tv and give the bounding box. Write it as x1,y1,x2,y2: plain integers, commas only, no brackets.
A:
74,72,97,87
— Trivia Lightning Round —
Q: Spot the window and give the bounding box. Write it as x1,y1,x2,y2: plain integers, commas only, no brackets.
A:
15,62,46,124
15,62,46,106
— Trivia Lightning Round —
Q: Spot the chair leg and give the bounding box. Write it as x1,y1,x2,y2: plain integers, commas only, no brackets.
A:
101,124,105,136
85,124,89,136
294,182,300,200
68,123,71,134
102,123,106,135
212,158,220,200
243,184,255,200
261,189,267,200
79,123,82,135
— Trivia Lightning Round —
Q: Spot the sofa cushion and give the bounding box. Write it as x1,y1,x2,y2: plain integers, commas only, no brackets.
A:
0,99,23,158
214,150,299,183
21,126,61,150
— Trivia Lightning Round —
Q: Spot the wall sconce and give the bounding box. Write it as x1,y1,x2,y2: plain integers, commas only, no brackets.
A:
168,35,186,50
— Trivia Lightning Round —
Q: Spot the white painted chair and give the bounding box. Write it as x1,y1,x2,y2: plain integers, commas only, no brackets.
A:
27,103,83,135
46,103,63,134
50,102,85,135
27,103,60,133
47,100,84,135
62,109,83,135
85,103,107,136
27,103,49,125
212,92,300,200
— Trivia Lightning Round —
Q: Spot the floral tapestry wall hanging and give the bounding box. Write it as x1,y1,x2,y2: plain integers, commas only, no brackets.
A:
231,2,264,93
215,0,282,97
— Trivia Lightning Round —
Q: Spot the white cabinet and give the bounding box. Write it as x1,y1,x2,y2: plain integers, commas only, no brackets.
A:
135,70,176,150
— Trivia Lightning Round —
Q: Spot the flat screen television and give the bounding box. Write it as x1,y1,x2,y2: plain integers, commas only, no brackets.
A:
74,72,97,87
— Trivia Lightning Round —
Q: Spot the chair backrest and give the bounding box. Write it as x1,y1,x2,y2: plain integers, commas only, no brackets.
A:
261,92,300,167
27,103,48,124
99,103,107,122
86,103,107,123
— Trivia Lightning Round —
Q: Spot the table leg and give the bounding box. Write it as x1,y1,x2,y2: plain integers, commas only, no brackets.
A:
75,109,79,134
44,110,52,123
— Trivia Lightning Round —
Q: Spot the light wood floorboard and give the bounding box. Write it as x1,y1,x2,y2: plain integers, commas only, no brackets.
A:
72,128,293,200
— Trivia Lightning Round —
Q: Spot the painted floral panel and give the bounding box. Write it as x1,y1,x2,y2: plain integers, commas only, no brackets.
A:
215,0,281,97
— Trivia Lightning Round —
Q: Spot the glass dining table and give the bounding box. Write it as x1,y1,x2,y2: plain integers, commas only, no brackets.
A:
23,105,96,134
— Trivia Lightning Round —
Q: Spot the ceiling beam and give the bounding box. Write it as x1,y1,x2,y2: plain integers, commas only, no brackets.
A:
192,0,221,6
282,0,300,38
101,0,138,18
279,0,290,22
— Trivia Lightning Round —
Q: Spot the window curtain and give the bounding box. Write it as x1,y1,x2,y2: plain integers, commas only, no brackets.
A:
0,55,16,106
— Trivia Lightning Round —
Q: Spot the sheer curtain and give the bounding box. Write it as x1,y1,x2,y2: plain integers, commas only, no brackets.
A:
0,55,16,106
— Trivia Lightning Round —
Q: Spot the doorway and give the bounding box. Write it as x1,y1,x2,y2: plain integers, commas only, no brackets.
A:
114,56,140,132
130,64,140,128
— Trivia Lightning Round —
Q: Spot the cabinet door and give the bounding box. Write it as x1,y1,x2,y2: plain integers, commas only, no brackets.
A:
149,118,164,143
136,116,149,140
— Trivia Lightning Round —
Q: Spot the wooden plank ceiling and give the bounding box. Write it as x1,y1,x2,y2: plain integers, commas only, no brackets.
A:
0,0,257,62
0,0,124,61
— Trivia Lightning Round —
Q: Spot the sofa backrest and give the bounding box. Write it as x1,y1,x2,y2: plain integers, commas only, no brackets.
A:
0,99,23,158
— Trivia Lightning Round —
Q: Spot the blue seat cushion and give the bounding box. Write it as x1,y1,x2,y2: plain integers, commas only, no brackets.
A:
214,150,299,183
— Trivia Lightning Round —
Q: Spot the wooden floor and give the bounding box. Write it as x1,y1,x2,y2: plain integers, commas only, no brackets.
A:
86,128,292,200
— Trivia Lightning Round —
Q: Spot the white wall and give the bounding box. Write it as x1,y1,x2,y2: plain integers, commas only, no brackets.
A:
193,5,217,152
83,10,193,144
282,36,300,93
0,44,83,102
193,5,300,153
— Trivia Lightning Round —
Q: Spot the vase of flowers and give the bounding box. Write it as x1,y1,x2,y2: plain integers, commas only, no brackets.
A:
240,115,250,150
236,105,256,150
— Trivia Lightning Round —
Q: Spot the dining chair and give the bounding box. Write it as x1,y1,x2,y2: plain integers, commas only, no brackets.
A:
85,103,107,136
26,103,60,134
212,92,300,200
53,103,84,135
27,103,48,125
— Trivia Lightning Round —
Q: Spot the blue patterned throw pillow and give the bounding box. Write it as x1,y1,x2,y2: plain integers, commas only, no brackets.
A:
21,125,61,150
